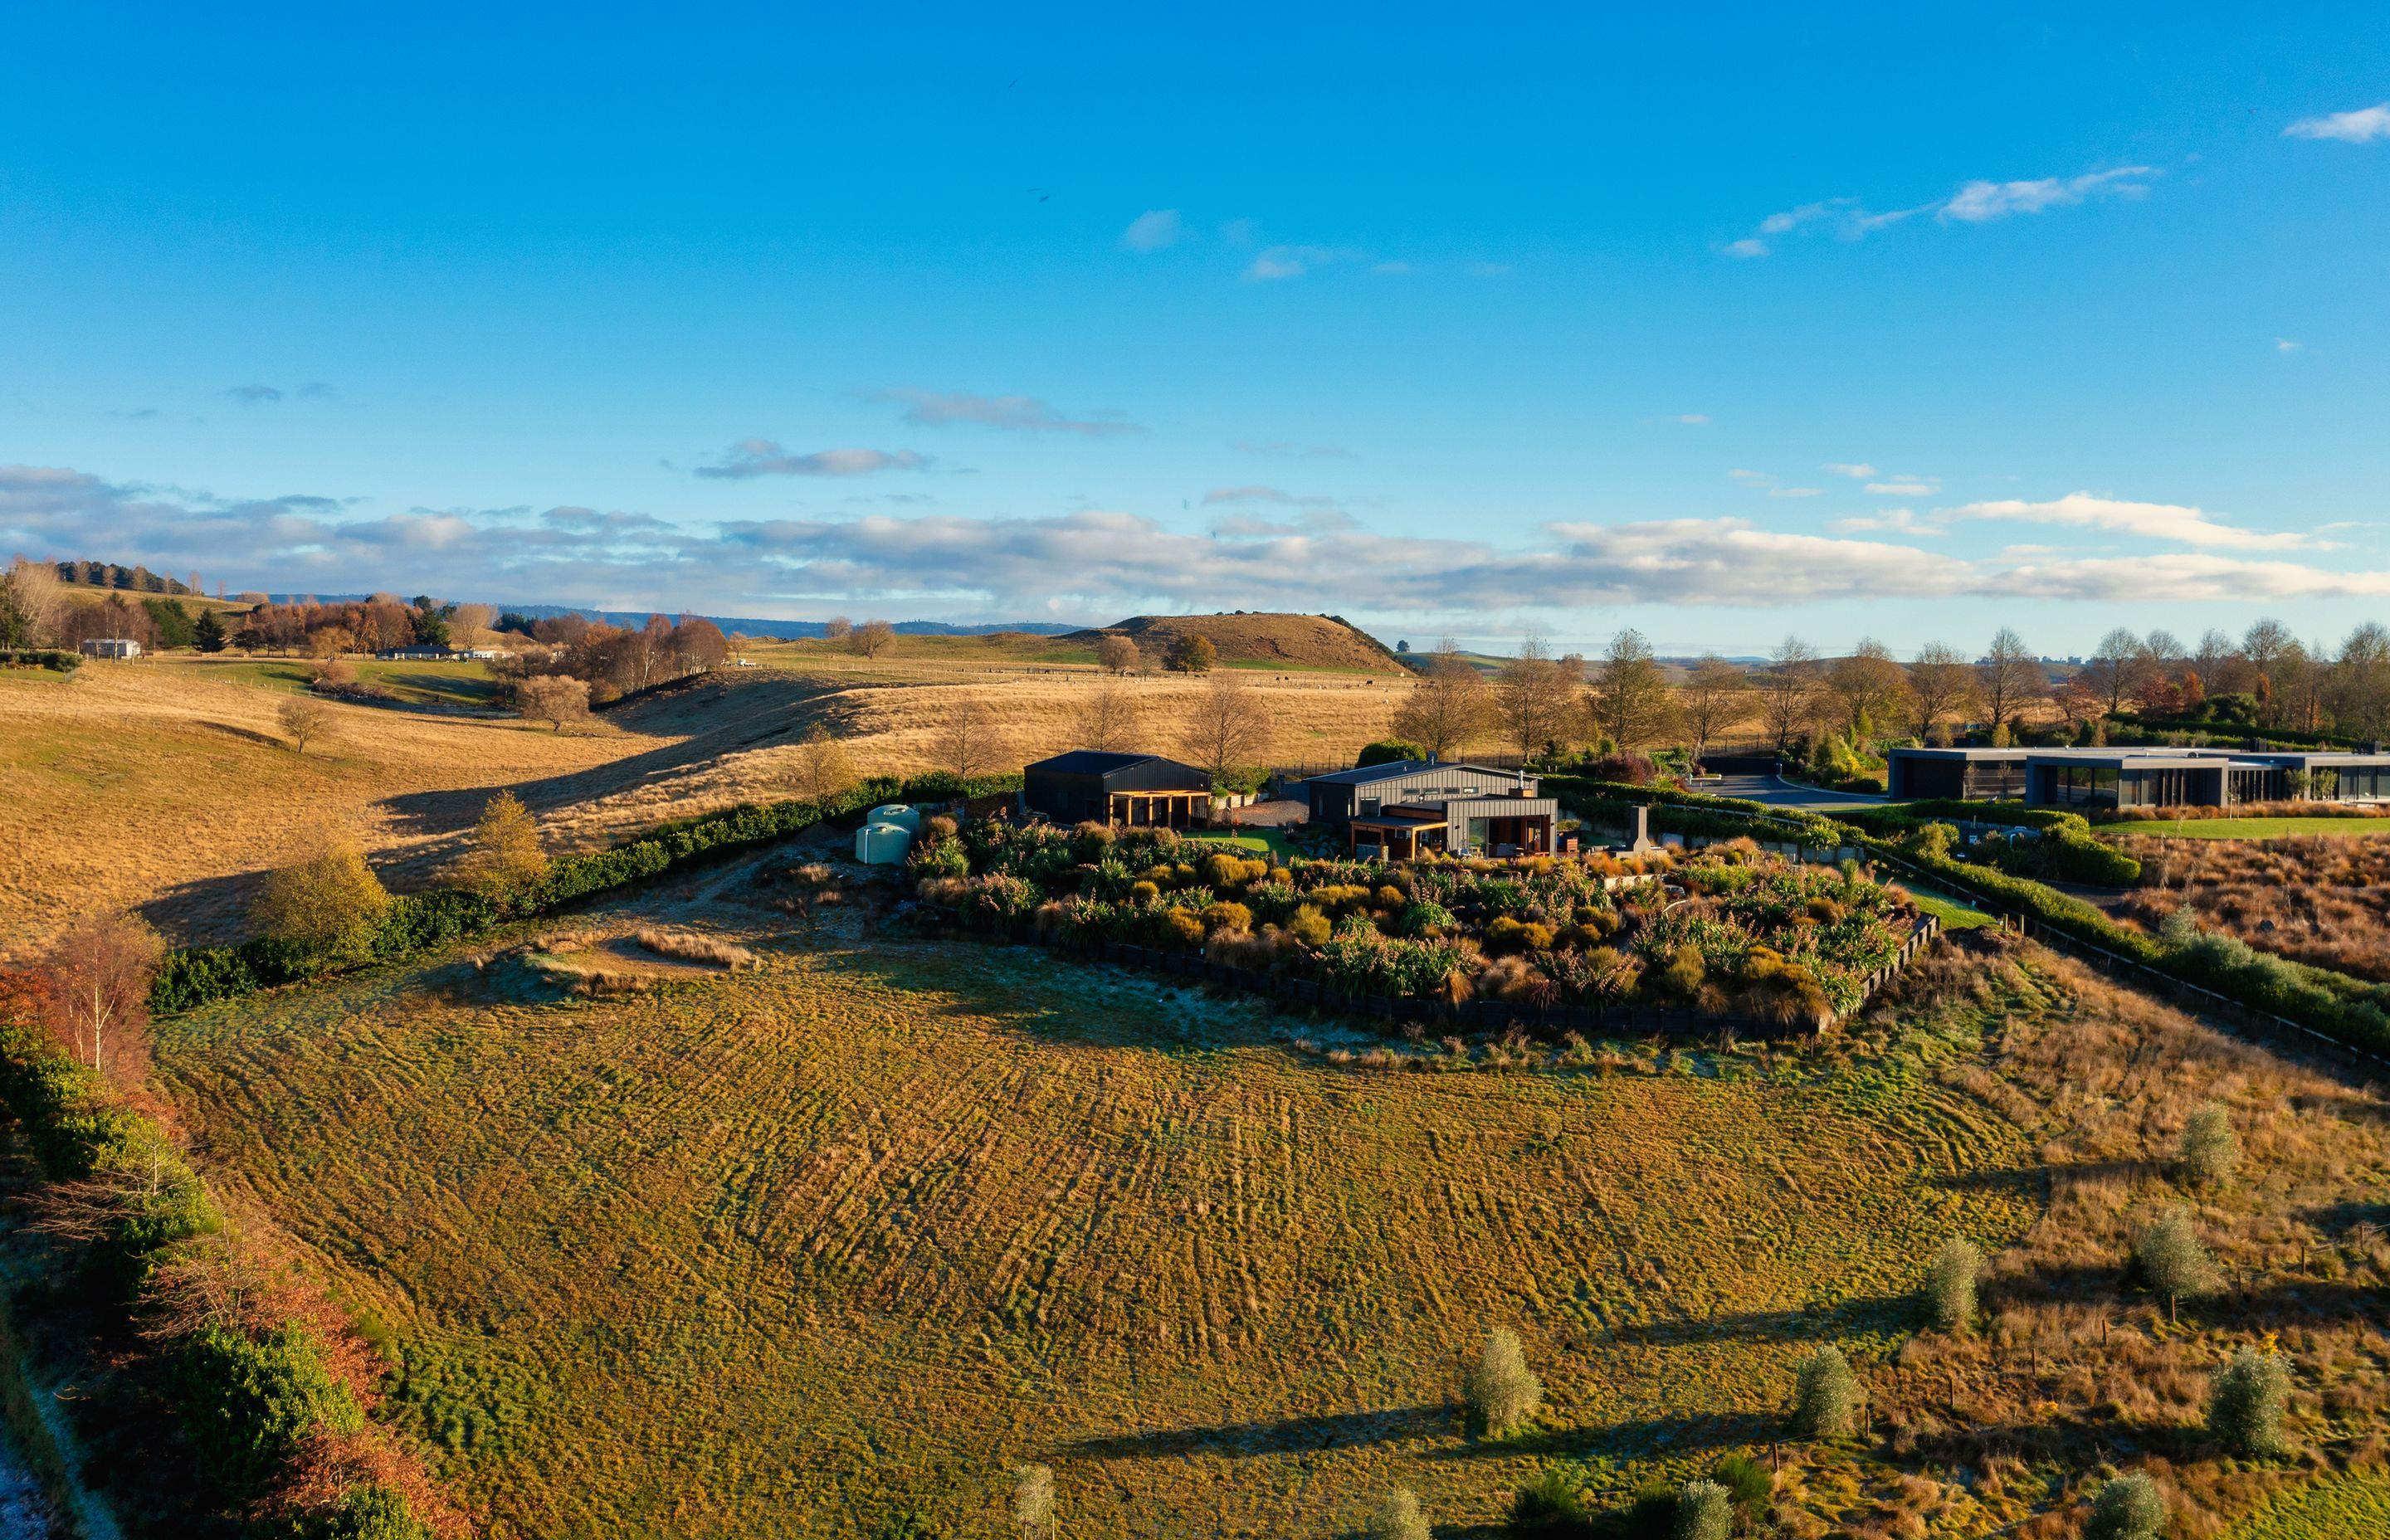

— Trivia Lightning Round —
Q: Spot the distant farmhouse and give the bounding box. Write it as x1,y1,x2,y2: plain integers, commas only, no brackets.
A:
1023,751,1215,828
1888,744,2390,809
1301,759,1557,858
78,637,143,660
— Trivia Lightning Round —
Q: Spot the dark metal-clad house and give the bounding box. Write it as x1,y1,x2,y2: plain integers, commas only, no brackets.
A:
1022,750,1214,828
1886,744,2390,811
1300,760,1558,856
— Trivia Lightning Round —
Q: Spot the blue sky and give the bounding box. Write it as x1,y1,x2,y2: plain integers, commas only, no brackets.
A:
2,3,2386,655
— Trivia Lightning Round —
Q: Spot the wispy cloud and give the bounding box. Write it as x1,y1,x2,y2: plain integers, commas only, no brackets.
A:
694,441,933,480
1944,492,2310,551
1822,462,1876,479
1769,486,1822,499
2285,103,2390,143
869,388,1141,437
1866,477,1939,496
1828,507,1943,537
1120,209,1182,251
1729,166,2158,256
2276,338,2303,353
1245,244,1357,281
225,384,284,405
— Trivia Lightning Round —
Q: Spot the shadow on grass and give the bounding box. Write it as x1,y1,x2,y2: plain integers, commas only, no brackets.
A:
1061,1402,1452,1460
1933,1157,2154,1196
1607,1294,1906,1348
1427,1410,1778,1462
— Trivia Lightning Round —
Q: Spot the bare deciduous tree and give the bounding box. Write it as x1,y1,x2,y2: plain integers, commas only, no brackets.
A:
1977,628,2041,737
2085,626,2151,716
1757,636,1821,754
1675,656,1748,769
1827,638,1906,736
1905,641,1977,739
1178,670,1274,794
278,696,337,754
1070,677,1144,752
791,724,855,802
822,615,853,641
848,619,895,659
1390,640,1491,760
1493,637,1573,763
39,911,164,1084
932,697,1008,779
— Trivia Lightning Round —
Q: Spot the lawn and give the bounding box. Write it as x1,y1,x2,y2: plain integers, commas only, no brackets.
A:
2101,816,2390,840
1902,888,1994,930
156,933,2041,1539
1181,826,1301,862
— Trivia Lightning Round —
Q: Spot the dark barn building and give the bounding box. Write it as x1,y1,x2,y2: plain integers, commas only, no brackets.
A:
1022,751,1214,828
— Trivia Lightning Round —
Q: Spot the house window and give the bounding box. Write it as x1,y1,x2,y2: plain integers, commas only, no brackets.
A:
1466,817,1490,850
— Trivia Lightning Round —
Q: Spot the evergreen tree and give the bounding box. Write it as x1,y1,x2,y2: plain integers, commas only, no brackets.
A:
193,607,228,652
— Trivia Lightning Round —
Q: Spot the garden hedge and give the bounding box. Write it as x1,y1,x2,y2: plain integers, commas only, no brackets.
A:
150,771,1026,1014
0,649,79,671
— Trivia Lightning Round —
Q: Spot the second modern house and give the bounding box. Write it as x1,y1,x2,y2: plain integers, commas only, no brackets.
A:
77,637,143,659
1022,750,1216,828
1300,759,1558,857
1887,744,2390,811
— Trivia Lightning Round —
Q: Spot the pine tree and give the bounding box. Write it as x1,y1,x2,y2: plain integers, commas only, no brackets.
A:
193,607,228,653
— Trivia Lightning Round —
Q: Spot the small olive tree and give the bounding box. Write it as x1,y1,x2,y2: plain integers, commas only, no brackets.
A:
2180,1103,2240,1188
2133,1206,2215,1321
1463,1327,1543,1437
1792,1346,1861,1439
456,790,549,903
2207,1348,2291,1457
2085,1472,2166,1540
1363,1488,1430,1540
1924,1237,1982,1336
1671,1479,1731,1540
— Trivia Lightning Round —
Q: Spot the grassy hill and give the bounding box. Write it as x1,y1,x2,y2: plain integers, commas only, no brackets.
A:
1068,612,1408,673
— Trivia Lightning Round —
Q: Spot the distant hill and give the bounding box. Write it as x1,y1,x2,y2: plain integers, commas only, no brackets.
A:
1067,612,1408,672
262,598,1077,640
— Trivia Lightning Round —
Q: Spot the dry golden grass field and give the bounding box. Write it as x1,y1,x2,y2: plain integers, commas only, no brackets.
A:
0,648,1408,961
156,897,2051,1539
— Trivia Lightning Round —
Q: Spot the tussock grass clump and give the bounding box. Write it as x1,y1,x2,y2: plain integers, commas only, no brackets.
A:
631,928,757,970
1463,1327,1542,1437
1792,1346,1861,1439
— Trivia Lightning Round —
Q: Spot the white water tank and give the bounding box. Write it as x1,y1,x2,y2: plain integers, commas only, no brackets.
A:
855,821,915,865
868,803,921,834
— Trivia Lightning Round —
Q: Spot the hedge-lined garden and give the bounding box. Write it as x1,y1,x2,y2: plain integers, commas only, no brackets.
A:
151,771,1024,1013
1549,776,2390,1059
907,814,1924,1028
0,648,80,671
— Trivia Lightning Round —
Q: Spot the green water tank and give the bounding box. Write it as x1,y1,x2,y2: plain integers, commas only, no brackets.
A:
855,821,914,865
868,803,922,833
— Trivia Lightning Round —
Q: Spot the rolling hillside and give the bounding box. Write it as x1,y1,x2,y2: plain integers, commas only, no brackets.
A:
1066,612,1407,672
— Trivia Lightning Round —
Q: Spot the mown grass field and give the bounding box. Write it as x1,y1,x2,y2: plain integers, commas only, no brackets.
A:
2102,816,2390,841
158,934,2041,1538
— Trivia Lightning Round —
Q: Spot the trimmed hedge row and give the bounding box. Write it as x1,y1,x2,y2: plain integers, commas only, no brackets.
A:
0,1015,429,1537
150,771,1026,1014
0,649,79,671
1543,777,2389,1058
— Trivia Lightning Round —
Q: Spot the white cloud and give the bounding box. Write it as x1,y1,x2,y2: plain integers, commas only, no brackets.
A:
1120,209,1182,251
1994,553,2390,602
1828,507,1943,537
1945,491,2310,550
2285,104,2390,143
1866,478,1939,496
869,388,1141,437
1245,244,1353,280
1730,166,2157,256
1822,462,1877,479
1768,486,1822,499
2276,338,2302,353
1939,167,2155,223
694,441,933,480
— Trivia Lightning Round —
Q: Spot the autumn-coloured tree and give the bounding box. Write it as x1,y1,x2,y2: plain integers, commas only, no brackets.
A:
456,791,548,902
1977,628,2041,738
39,912,164,1085
518,674,592,730
1827,638,1906,736
1095,634,1141,674
1905,641,1976,738
257,831,391,962
1588,629,1675,748
1166,634,1217,674
1493,637,1573,763
1756,636,1821,755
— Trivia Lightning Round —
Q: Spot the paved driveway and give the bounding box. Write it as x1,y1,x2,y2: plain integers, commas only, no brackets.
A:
1703,774,1890,811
